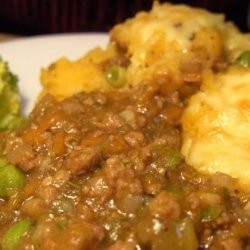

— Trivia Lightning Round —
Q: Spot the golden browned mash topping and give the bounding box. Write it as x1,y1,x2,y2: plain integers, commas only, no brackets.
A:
0,3,250,250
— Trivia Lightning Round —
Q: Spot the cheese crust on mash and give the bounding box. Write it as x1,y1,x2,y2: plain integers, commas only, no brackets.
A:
111,2,250,87
41,2,250,100
182,67,250,190
40,45,117,100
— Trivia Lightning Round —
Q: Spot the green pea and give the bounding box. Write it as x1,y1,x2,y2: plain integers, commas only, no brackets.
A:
106,65,126,88
235,51,250,67
0,164,25,198
2,219,32,250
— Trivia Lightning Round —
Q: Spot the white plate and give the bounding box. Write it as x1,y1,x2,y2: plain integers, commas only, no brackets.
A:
0,33,109,115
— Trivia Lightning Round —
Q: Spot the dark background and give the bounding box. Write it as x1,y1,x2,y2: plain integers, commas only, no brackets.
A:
0,0,249,36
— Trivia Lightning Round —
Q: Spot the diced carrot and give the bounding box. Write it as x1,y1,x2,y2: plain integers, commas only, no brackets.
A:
23,109,65,143
7,178,40,211
100,134,129,156
53,131,66,155
163,106,182,125
81,133,106,147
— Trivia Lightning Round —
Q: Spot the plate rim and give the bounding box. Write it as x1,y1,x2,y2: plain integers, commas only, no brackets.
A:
0,32,109,46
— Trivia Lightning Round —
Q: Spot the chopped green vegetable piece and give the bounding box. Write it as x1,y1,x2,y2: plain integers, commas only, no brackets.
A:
177,217,199,250
152,217,198,250
235,51,250,67
0,164,25,199
152,145,181,170
106,65,126,88
56,220,68,231
200,205,223,222
2,219,32,250
53,197,73,214
0,57,25,131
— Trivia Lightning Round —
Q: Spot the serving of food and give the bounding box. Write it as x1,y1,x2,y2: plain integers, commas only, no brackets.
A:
0,2,250,250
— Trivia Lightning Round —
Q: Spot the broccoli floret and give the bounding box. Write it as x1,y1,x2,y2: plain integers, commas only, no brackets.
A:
0,57,26,131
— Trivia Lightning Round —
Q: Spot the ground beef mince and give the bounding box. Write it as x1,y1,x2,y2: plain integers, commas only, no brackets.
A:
0,83,249,250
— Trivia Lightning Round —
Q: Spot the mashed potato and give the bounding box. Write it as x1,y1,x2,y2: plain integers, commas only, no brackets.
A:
111,2,250,88
40,45,118,100
182,67,250,190
41,2,250,100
